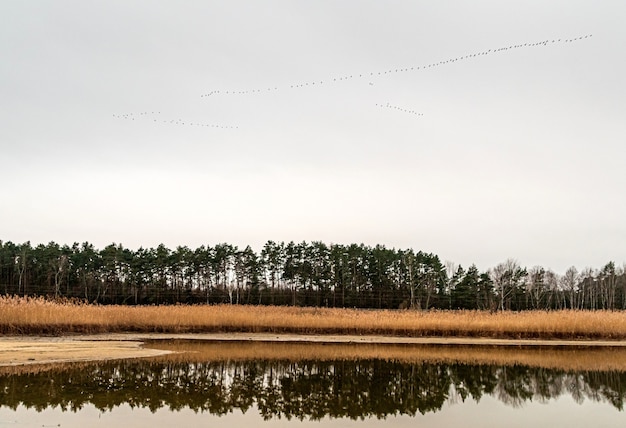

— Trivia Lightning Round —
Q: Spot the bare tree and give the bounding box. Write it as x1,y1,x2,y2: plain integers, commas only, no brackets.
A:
544,269,558,309
51,254,69,298
490,259,526,311
560,266,579,309
578,268,597,310
527,266,549,310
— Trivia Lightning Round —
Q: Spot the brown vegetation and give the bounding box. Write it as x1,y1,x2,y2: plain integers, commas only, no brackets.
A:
2,296,626,339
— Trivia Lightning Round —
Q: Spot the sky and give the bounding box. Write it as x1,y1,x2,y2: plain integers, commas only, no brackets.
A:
1,1,624,273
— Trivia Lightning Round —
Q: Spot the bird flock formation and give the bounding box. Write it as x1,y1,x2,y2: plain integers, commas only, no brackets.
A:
199,34,593,99
375,103,424,117
115,34,592,130
112,111,239,129
113,111,160,120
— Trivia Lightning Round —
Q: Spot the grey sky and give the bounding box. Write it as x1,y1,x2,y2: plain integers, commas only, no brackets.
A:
1,1,624,273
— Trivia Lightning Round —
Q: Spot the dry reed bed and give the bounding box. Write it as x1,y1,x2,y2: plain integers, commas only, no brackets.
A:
2,296,626,339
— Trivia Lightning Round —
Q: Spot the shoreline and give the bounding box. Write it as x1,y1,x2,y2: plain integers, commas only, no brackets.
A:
2,332,626,367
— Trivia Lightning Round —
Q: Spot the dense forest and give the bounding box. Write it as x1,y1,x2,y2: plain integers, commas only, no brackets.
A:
0,240,624,310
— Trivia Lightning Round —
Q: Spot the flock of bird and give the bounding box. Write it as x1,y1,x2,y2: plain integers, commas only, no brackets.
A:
112,111,239,129
199,34,593,99
115,34,592,129
375,103,424,117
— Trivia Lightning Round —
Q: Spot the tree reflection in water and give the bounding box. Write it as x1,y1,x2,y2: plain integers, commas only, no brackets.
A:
1,347,625,420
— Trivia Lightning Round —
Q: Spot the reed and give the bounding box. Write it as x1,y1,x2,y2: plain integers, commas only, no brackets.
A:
2,296,626,340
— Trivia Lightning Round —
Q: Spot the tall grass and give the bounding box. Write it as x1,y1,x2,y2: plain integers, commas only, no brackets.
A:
2,296,626,339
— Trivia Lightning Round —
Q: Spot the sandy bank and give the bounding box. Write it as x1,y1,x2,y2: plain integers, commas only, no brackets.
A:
0,337,171,367
107,332,626,347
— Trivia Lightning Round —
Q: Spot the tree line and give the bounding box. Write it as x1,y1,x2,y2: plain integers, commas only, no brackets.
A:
0,240,624,310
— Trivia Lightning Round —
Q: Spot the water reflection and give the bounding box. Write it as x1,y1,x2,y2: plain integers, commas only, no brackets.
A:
0,341,625,420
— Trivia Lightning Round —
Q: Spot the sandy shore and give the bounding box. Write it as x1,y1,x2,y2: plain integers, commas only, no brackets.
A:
0,336,171,367
2,333,626,367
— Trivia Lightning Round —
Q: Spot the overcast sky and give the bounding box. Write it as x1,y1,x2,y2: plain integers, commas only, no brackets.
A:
1,1,624,272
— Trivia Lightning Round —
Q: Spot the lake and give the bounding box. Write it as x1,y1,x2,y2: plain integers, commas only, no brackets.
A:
0,340,624,427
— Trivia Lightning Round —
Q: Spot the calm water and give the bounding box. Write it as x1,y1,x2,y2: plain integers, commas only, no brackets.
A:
0,341,625,427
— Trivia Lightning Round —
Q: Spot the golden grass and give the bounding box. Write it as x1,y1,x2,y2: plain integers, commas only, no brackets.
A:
2,296,626,340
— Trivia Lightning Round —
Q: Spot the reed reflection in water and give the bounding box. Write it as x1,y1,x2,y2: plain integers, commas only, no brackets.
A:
1,340,626,422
